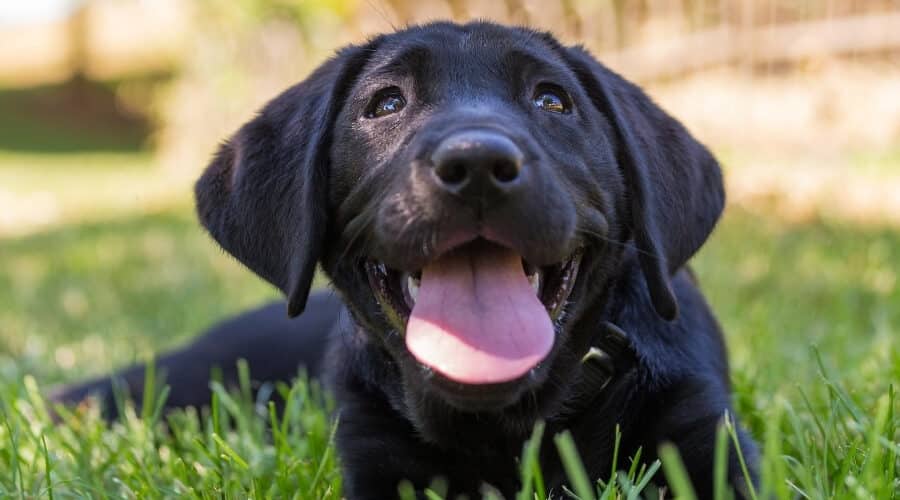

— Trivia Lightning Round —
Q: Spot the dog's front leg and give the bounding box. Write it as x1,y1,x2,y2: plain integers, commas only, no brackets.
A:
643,377,759,499
334,389,500,500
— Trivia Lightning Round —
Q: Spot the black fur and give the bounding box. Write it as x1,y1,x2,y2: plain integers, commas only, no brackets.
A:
55,22,758,499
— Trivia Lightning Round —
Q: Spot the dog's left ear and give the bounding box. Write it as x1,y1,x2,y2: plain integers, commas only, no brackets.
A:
560,45,725,321
195,41,379,318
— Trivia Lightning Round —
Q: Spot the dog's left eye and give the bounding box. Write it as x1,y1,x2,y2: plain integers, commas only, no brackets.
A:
366,88,406,118
533,85,571,114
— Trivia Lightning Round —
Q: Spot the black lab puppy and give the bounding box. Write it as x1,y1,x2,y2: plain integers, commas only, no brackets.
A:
56,22,759,499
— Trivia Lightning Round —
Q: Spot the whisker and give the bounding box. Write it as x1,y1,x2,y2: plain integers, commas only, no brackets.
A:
576,227,663,261
336,209,377,265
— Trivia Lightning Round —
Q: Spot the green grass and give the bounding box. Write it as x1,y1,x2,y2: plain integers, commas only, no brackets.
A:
0,152,194,238
1,174,898,497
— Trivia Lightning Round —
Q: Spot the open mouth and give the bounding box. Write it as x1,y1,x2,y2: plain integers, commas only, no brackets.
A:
365,239,582,385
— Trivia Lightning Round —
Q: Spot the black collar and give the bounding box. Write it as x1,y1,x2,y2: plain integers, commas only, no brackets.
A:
577,321,636,400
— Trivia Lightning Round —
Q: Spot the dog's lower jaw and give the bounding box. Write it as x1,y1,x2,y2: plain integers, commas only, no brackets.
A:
401,389,541,450
382,347,585,453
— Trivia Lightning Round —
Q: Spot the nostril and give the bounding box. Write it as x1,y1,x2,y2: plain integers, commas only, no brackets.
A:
435,160,468,186
430,130,524,194
491,159,520,183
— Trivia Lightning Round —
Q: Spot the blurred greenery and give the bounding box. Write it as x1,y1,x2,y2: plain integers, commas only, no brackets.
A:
0,209,278,383
0,80,153,154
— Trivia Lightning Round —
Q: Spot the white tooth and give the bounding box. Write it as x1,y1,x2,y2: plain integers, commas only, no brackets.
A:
407,275,419,303
528,272,541,295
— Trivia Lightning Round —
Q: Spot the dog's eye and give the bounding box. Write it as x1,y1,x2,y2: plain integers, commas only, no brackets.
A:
366,88,406,118
533,85,571,114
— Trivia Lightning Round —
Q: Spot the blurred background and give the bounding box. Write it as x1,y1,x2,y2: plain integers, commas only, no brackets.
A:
0,0,897,412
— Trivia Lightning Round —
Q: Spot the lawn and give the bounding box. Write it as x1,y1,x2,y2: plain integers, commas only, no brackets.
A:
0,155,897,499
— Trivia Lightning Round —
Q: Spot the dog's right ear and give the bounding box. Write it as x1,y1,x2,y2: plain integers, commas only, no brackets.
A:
195,42,378,318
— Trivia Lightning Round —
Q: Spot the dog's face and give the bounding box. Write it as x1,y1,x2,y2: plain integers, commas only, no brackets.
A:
327,25,625,407
195,22,723,438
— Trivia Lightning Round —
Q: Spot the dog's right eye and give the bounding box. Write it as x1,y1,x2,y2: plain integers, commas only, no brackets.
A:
366,88,406,118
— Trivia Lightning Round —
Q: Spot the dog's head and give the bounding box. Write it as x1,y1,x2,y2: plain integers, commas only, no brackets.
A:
196,22,723,438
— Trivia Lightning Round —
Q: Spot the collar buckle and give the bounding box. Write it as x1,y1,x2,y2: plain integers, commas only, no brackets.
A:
579,321,632,395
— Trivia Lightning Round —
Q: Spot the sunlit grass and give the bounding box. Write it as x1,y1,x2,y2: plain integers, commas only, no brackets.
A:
0,209,279,384
0,152,193,238
0,371,340,498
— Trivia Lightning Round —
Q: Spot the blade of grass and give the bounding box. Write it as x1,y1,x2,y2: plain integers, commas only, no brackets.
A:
629,460,661,499
2,406,26,499
658,443,697,500
554,430,596,500
724,413,759,500
713,421,729,500
141,358,156,422
306,414,340,497
610,424,622,479
42,435,55,500
517,420,545,500
213,435,251,494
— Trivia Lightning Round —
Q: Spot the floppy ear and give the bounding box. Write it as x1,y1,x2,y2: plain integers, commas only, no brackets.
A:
560,46,725,320
195,42,377,318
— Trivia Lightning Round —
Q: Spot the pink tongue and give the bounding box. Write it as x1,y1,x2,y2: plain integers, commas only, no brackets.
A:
406,243,554,384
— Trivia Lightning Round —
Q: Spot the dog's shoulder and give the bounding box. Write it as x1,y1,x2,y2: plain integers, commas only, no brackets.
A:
610,259,730,388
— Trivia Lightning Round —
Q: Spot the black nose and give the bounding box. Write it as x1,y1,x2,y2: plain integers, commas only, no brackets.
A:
430,130,524,202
